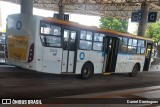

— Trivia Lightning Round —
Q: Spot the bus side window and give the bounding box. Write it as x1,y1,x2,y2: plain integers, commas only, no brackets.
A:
121,37,128,53
109,39,112,51
80,30,86,39
70,31,76,51
131,39,137,54
40,35,47,46
63,30,70,50
79,30,92,50
93,33,104,51
41,23,50,34
146,45,152,58
118,37,122,52
137,40,145,54
50,25,61,36
103,37,108,53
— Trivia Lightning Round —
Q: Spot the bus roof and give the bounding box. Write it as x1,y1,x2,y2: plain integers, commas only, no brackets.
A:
43,17,153,42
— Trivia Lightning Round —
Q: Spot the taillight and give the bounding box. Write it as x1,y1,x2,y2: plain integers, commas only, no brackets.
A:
28,43,34,62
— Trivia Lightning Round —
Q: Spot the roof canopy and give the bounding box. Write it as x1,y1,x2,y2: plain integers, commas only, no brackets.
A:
2,0,160,19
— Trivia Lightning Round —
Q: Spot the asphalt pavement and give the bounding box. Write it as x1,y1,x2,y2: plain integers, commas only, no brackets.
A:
0,66,160,99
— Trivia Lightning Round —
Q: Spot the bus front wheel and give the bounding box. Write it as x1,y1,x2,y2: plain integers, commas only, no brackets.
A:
80,63,93,79
129,64,139,77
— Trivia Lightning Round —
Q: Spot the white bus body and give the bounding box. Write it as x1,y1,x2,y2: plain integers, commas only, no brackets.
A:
6,14,153,78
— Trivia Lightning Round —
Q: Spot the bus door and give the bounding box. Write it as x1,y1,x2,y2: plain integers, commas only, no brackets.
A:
62,29,77,73
143,42,153,71
103,37,119,73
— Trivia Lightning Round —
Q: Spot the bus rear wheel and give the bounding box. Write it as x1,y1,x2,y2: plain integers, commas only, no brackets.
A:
80,63,93,79
129,64,139,77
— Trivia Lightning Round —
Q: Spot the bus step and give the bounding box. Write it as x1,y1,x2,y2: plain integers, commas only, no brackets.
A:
103,72,111,75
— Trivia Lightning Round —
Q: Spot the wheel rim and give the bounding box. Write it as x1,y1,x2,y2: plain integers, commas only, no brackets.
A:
84,69,87,74
83,67,90,77
133,66,138,75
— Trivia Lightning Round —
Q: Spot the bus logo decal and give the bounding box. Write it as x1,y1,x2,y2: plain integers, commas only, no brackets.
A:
16,20,22,30
80,52,85,60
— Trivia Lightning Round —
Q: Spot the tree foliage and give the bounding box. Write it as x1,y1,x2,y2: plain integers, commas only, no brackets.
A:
99,17,129,33
145,22,160,44
145,22,160,57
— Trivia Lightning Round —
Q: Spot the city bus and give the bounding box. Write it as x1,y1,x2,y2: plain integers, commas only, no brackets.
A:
6,14,153,79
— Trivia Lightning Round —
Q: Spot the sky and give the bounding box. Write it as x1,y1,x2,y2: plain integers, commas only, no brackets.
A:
0,1,136,33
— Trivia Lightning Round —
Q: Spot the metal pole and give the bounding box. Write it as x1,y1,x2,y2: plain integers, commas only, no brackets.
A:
137,2,149,37
58,0,64,20
20,0,33,15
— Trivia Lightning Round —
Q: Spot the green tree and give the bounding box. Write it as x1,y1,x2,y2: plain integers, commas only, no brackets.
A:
99,17,129,33
145,22,160,45
145,22,160,57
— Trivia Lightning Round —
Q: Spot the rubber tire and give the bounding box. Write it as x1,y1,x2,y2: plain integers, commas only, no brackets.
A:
129,64,139,77
80,63,93,79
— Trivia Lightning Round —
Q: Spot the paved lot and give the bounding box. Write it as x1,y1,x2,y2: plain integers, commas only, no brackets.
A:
0,66,160,99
